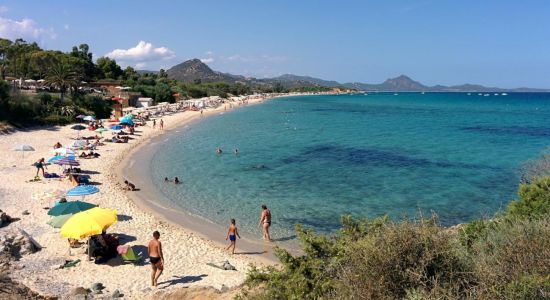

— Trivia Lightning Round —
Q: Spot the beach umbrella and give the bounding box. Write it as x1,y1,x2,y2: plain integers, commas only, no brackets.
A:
47,155,75,163
53,157,80,167
53,148,76,156
69,140,88,149
123,114,135,120
60,207,117,239
119,119,134,126
76,115,86,119
71,124,87,138
47,214,73,228
32,189,66,204
67,185,99,201
14,144,35,158
94,128,108,135
83,116,95,121
48,200,96,216
110,125,123,130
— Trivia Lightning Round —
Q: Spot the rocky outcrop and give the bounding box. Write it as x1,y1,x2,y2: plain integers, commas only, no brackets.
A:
0,210,19,228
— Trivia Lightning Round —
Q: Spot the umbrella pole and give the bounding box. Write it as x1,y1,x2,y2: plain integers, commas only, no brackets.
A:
88,237,91,261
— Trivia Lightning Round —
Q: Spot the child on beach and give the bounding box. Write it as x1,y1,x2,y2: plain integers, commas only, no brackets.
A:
225,219,241,254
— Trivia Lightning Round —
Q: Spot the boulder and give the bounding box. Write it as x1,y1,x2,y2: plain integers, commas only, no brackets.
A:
0,210,19,227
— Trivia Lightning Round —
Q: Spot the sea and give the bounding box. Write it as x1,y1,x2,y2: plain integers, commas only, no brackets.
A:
147,92,550,239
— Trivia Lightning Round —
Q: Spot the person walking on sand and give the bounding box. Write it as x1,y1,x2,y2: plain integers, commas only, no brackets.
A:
259,204,271,241
160,119,164,130
148,231,164,287
152,119,156,129
225,219,241,254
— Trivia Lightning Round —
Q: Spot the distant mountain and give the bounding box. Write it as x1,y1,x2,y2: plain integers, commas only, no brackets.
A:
166,59,236,83
264,74,343,88
162,59,550,92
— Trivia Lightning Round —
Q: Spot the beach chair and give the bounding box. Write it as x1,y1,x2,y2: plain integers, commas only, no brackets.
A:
120,246,142,265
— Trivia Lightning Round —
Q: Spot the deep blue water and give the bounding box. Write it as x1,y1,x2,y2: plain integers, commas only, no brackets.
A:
150,93,550,238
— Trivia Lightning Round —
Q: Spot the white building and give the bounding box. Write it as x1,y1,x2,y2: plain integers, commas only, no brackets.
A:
136,97,154,108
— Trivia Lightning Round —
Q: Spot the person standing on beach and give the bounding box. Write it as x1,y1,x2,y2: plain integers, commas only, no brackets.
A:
160,119,164,130
259,204,271,241
152,119,156,129
34,158,46,177
225,219,241,254
148,231,164,287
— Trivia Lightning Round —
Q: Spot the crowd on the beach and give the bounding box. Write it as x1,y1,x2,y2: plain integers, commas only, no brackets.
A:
26,97,277,289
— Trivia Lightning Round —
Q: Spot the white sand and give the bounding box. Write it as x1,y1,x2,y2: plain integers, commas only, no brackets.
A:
0,94,289,298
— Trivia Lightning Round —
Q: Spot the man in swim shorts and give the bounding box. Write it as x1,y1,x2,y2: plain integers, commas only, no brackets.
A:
225,219,240,254
148,231,164,287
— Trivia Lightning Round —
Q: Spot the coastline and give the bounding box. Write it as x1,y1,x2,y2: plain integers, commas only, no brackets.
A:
118,94,291,264
0,92,314,298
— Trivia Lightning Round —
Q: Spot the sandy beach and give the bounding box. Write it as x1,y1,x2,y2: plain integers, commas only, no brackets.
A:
0,94,293,298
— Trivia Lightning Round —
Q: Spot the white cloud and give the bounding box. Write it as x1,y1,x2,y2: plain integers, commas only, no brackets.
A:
0,6,8,13
205,50,213,56
105,41,175,62
0,17,56,41
200,57,214,64
64,24,69,30
135,62,147,69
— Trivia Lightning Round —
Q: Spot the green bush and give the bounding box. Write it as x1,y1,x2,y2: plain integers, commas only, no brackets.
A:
507,176,550,219
42,114,72,125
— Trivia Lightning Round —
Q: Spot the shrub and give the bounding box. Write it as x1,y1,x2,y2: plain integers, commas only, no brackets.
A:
507,176,550,219
42,114,72,125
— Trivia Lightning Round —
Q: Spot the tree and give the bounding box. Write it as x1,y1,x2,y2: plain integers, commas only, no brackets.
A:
45,60,79,102
96,56,123,79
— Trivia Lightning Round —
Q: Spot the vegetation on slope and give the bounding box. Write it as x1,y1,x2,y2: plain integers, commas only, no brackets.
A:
240,176,550,299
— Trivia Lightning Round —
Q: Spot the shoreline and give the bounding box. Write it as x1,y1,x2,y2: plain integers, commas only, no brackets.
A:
118,94,292,264
0,92,317,298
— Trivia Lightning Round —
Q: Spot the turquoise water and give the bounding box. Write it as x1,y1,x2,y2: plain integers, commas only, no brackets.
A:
150,93,550,238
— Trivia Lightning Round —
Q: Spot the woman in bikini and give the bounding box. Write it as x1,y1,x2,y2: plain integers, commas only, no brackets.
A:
258,204,271,241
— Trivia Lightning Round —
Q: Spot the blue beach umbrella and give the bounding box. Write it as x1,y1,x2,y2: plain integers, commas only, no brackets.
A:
67,185,100,201
119,119,134,126
48,155,76,163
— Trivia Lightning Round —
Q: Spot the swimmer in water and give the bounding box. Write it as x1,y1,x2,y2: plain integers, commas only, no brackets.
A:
174,177,180,184
216,147,223,154
234,148,239,155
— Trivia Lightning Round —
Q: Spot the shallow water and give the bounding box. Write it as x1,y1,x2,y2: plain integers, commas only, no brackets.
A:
150,93,550,238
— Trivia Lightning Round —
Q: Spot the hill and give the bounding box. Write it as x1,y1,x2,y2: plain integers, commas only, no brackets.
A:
166,59,236,83
161,58,550,92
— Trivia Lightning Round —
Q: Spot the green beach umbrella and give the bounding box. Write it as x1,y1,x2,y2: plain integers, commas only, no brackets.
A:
47,201,97,216
47,214,73,228
95,127,108,135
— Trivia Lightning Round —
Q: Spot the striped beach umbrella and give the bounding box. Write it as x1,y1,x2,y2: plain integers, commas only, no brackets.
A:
53,157,80,166
48,155,76,163
67,185,99,201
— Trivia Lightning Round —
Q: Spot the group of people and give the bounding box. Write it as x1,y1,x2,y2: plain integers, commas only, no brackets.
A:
215,147,239,155
152,118,164,130
164,177,180,184
224,204,271,254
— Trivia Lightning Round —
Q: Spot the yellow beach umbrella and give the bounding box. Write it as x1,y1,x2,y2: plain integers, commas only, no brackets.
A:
60,207,117,239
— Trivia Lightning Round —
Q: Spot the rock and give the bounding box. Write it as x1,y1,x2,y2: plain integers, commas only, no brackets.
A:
0,210,19,227
222,260,236,271
220,284,229,293
112,289,123,298
91,282,105,292
71,287,89,296
21,210,30,215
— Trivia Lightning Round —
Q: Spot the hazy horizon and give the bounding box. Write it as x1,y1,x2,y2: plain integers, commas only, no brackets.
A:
3,0,550,88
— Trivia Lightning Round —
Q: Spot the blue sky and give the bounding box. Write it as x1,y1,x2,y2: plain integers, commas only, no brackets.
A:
2,0,550,88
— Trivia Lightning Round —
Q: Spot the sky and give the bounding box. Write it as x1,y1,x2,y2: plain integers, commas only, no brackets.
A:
2,0,550,88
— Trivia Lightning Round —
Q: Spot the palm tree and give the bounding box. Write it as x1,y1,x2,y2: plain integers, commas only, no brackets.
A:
45,62,79,102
